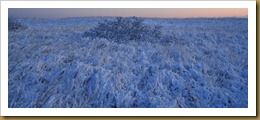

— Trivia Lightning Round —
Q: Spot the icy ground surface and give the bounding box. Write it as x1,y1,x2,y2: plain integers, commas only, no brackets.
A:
8,17,248,108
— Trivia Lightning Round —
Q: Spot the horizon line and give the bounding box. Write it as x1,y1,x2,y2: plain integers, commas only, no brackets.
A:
10,15,248,19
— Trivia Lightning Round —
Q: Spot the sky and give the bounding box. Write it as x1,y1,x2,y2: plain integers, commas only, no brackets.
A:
8,8,248,18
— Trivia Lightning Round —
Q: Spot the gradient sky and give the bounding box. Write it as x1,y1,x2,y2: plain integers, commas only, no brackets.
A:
8,8,248,18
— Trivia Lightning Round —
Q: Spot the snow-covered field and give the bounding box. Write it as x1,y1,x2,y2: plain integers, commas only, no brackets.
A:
8,17,248,108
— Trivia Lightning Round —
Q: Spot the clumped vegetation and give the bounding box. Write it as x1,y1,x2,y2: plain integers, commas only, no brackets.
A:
83,17,163,43
8,17,248,108
8,16,27,31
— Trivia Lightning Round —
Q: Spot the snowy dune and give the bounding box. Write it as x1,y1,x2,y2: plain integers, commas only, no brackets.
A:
8,17,248,108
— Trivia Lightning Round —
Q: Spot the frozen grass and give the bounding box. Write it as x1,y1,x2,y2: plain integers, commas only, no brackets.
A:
8,17,248,108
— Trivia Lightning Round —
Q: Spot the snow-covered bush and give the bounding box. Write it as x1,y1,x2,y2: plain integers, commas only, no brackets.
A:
83,17,162,43
8,17,27,31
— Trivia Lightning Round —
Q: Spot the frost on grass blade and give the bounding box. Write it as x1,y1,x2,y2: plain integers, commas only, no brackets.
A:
8,17,248,108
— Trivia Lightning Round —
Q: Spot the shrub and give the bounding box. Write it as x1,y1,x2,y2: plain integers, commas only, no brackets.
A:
83,17,162,43
8,16,27,31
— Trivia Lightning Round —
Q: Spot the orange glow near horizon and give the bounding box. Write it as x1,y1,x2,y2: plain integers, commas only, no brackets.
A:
122,8,248,18
9,8,248,18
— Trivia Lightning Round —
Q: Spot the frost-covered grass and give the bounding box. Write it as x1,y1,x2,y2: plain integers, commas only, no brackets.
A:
8,17,248,108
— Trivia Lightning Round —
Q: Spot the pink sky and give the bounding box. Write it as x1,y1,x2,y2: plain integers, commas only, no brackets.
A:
148,8,248,18
9,8,248,18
